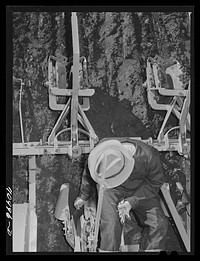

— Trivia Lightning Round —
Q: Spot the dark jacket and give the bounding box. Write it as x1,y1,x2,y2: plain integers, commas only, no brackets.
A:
79,138,164,208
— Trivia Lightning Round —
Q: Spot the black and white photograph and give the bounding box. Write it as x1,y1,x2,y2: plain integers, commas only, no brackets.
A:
7,5,194,254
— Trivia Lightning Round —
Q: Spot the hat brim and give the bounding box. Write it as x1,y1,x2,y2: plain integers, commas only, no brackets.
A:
88,140,135,188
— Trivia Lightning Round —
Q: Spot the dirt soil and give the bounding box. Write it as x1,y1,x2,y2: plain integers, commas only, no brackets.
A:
12,10,191,252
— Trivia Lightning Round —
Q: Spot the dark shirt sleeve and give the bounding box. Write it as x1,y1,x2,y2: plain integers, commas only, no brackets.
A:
79,160,97,201
126,148,164,208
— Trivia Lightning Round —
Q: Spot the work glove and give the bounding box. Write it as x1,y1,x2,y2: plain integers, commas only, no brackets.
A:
74,197,86,209
117,199,131,224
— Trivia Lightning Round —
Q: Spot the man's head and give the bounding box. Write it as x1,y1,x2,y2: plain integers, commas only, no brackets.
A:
88,140,135,188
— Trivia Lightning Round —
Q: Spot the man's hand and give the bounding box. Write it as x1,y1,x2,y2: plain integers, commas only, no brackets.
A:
74,197,86,209
117,200,131,224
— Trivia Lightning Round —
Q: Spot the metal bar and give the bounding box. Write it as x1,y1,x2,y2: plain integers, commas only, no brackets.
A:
147,88,172,112
178,82,191,155
77,114,87,130
152,64,160,88
180,81,191,133
120,226,128,252
47,55,69,111
71,12,80,157
158,88,188,97
13,138,190,156
47,56,63,111
90,154,107,252
188,12,191,35
147,88,188,96
13,141,92,156
176,96,190,130
13,140,92,148
13,77,25,144
71,215,81,252
50,88,94,97
48,98,71,144
13,142,42,148
186,204,191,238
54,127,71,141
49,94,66,111
172,106,181,119
160,183,190,252
78,103,98,140
19,80,25,144
157,96,178,141
28,156,37,252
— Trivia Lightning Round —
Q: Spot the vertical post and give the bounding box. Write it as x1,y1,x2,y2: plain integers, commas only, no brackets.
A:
90,154,107,252
28,156,37,252
71,12,80,158
19,80,25,144
186,204,191,239
13,77,25,144
179,82,190,156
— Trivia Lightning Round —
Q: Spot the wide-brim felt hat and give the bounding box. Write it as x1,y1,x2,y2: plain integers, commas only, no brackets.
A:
88,139,135,188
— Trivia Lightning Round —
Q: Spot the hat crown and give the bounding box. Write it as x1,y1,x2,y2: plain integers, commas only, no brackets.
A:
88,139,135,188
95,149,125,179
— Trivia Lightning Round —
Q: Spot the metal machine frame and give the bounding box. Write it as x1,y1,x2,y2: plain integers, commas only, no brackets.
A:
12,12,191,252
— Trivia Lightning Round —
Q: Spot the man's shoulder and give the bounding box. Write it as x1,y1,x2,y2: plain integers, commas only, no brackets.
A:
98,137,158,155
131,139,159,157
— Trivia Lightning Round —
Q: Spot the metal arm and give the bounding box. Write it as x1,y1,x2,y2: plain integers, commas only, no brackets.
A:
71,12,82,158
13,77,25,144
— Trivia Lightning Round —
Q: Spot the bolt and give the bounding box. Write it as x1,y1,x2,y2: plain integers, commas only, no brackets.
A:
72,145,78,152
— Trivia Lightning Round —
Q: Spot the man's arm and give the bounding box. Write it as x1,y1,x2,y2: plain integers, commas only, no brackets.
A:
79,160,97,201
126,148,164,208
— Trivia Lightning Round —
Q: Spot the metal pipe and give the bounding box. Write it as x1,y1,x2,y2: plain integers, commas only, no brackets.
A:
71,12,80,157
90,154,107,252
28,156,37,251
19,80,25,144
13,77,25,144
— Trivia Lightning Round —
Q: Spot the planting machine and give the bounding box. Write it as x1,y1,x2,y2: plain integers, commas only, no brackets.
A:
12,12,191,252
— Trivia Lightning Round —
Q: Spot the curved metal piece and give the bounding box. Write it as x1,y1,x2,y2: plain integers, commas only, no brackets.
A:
54,127,96,158
54,183,70,221
54,127,92,141
164,126,180,138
